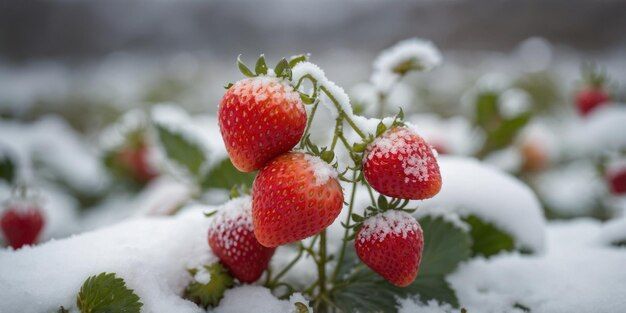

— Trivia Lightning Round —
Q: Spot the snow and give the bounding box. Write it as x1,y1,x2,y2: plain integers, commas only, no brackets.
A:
209,196,253,250
358,210,420,243
0,209,215,313
418,156,546,253
291,61,353,119
566,105,626,154
450,219,626,312
227,76,303,113
407,114,482,156
302,154,337,186
211,286,310,313
597,217,626,246
498,88,531,118
397,298,458,313
370,38,442,93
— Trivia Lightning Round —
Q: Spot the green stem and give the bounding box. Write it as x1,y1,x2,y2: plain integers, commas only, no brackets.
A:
317,229,328,309
331,171,358,283
299,100,320,149
319,86,367,139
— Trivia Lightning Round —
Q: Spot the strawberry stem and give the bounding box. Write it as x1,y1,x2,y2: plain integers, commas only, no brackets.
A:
331,171,359,283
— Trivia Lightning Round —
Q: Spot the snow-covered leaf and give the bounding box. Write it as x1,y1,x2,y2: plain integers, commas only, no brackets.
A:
77,272,142,313
464,214,515,257
200,158,255,190
155,124,207,180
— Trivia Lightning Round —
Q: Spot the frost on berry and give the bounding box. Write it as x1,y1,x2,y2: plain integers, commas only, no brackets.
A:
209,196,254,252
303,154,338,186
228,77,304,115
357,210,421,243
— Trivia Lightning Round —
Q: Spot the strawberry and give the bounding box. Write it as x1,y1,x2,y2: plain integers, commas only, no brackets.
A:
208,196,275,283
363,126,442,200
252,152,343,247
576,87,610,116
1,203,45,249
607,167,626,195
115,140,158,184
219,77,307,172
355,210,423,287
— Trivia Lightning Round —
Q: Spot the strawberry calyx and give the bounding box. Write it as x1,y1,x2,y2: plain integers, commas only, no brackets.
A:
343,194,417,241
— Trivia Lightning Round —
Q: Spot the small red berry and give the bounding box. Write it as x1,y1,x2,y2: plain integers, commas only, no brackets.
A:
116,141,158,184
607,167,626,195
208,196,275,283
363,126,442,200
355,210,424,287
1,203,45,249
252,152,344,247
576,87,610,116
219,77,307,172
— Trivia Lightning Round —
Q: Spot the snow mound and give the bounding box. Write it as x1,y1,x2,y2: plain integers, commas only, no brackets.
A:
418,156,546,252
358,210,420,243
597,217,626,246
211,286,310,313
302,154,337,186
408,114,482,156
449,219,626,312
568,105,626,154
0,210,214,313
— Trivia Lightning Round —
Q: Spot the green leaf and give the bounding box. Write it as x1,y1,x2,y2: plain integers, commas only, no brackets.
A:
331,216,471,312
484,113,531,151
0,151,15,184
155,125,208,179
184,263,234,308
474,91,499,129
351,213,364,222
77,272,142,313
288,54,307,68
464,215,515,257
200,158,255,190
274,58,289,77
255,54,268,75
237,55,255,77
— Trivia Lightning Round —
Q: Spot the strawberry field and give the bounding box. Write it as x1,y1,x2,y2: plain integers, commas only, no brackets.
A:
1,2,626,313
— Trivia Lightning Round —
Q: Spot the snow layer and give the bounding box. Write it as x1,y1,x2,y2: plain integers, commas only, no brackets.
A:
211,286,310,313
408,114,482,156
597,217,626,246
418,156,546,252
397,298,458,313
566,105,626,154
358,210,420,243
302,154,337,186
450,219,626,312
0,209,215,313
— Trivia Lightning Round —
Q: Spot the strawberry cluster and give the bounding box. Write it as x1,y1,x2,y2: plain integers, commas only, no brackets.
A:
210,55,442,293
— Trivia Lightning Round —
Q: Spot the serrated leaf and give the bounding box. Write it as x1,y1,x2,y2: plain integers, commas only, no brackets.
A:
255,55,268,75
331,216,471,312
0,151,15,184
237,55,255,77
200,158,255,190
184,263,234,308
464,214,515,257
77,272,142,313
155,125,208,180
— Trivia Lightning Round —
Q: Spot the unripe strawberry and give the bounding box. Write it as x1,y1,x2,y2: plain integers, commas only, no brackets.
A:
1,203,45,249
363,126,442,200
252,152,343,247
219,77,307,172
208,196,275,283
576,87,610,116
355,210,423,287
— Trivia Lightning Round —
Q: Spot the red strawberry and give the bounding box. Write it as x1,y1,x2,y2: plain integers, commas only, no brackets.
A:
576,87,610,116
116,141,158,184
363,126,442,200
355,210,423,287
252,152,343,247
1,203,45,249
607,166,626,195
208,196,275,283
219,77,307,172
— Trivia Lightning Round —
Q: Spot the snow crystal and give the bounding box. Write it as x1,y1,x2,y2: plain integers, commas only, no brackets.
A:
358,210,420,243
449,219,626,312
212,286,311,313
371,38,442,93
417,156,546,253
0,209,215,313
302,154,337,186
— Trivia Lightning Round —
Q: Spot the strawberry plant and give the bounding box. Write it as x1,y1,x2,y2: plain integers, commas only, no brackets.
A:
202,53,472,312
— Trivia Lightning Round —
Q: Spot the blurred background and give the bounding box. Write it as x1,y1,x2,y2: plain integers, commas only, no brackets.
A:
1,0,626,246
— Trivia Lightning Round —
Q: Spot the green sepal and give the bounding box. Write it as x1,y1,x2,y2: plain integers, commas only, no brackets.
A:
255,55,268,76
274,58,289,78
300,92,314,104
376,122,387,137
237,55,255,78
288,54,308,68
224,83,233,89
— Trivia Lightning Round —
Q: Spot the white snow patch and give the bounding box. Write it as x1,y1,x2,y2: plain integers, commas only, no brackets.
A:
498,88,531,118
566,105,626,154
418,156,546,252
302,154,337,186
408,114,482,156
397,298,459,313
228,76,302,113
597,217,626,246
212,286,310,313
358,210,420,243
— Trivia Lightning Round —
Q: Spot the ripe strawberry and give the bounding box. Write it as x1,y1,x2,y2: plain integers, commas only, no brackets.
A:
208,196,275,283
252,152,343,247
219,77,307,172
116,141,158,184
363,126,442,200
576,87,610,116
1,203,45,249
607,167,626,195
355,210,423,287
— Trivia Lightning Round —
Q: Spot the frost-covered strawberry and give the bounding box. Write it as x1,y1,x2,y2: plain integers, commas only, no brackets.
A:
576,87,610,116
208,196,275,283
363,126,441,200
219,77,307,172
355,210,423,287
606,160,626,195
1,203,45,249
252,152,343,247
